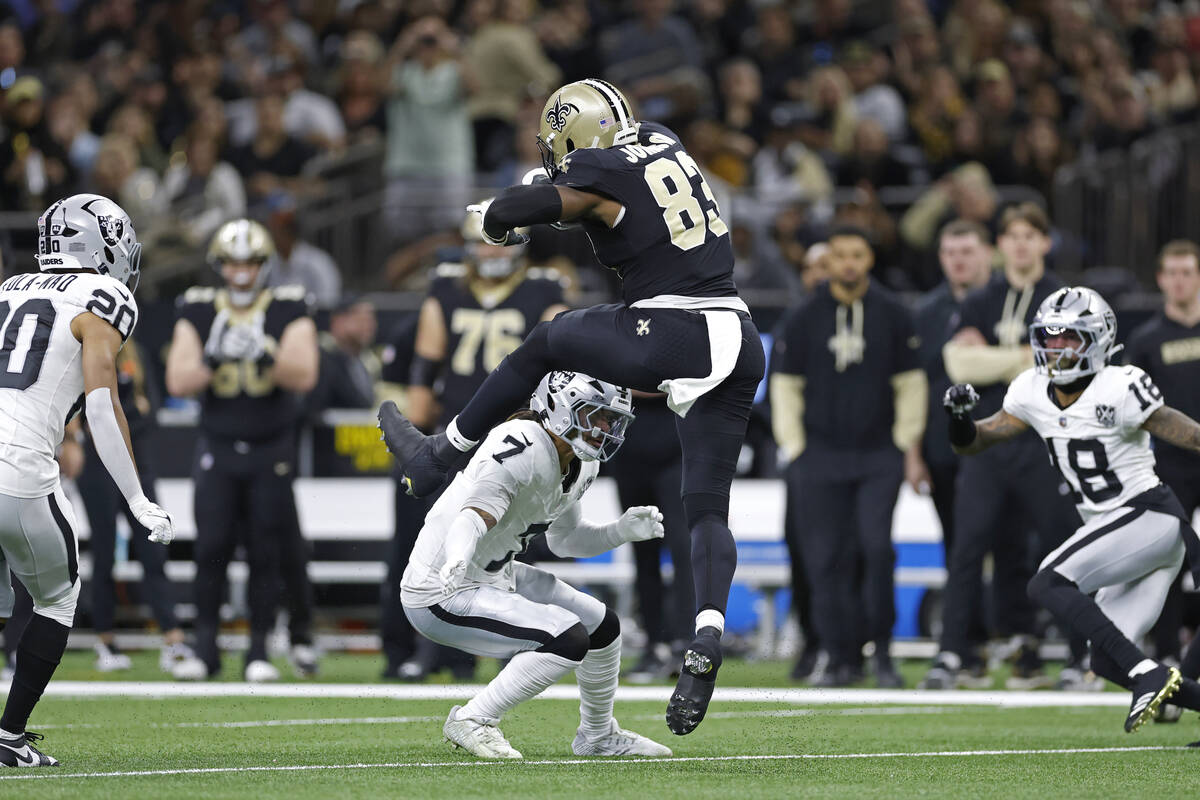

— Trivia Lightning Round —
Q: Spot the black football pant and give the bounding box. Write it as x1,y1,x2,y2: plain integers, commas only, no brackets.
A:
77,437,179,635
926,456,987,643
941,441,1081,660
1151,459,1200,662
455,304,764,622
782,459,818,654
792,447,903,669
191,435,308,674
611,401,694,648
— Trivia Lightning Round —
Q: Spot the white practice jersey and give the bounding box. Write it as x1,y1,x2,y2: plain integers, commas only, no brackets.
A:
0,271,137,497
402,418,599,607
1003,364,1163,522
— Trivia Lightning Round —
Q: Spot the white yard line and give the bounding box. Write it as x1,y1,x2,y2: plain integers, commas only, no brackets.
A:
34,681,1132,707
33,716,441,731
0,747,1189,781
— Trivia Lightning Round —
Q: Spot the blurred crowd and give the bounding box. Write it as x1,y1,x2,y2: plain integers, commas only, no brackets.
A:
0,0,1196,296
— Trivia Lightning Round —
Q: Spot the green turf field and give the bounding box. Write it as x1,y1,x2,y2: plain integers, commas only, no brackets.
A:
3,652,1197,799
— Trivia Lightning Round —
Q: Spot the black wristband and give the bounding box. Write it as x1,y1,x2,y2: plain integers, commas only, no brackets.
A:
947,413,977,447
408,354,442,388
483,183,564,240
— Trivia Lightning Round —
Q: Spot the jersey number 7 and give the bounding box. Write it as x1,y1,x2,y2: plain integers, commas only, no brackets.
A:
643,150,729,251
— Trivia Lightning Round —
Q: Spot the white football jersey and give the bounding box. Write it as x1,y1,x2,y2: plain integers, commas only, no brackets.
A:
1003,364,1163,522
0,271,137,497
402,418,599,607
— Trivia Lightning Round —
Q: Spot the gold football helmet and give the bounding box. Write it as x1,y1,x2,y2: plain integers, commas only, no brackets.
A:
537,79,640,178
207,219,275,267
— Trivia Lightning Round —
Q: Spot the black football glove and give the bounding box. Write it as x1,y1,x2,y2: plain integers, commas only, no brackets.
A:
943,383,979,417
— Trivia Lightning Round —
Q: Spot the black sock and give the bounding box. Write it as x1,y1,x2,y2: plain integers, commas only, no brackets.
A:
1027,570,1145,675
1180,635,1200,680
0,614,70,734
690,515,737,617
1172,677,1200,711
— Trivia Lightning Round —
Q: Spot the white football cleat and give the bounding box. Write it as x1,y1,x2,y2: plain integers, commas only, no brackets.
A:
289,644,319,678
159,642,197,673
0,731,59,767
443,705,522,759
93,642,132,672
171,656,210,681
244,659,281,683
572,718,673,757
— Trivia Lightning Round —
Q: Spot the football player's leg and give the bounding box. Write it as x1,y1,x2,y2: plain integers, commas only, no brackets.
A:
854,456,903,685
245,469,291,675
274,476,318,674
0,489,79,744
76,459,120,647
190,463,241,676
798,474,858,677
652,460,695,646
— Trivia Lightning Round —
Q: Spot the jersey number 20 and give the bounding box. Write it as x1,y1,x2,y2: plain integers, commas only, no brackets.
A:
643,150,729,251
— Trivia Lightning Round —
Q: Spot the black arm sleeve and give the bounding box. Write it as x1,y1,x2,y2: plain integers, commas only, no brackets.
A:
483,184,564,240
947,413,977,447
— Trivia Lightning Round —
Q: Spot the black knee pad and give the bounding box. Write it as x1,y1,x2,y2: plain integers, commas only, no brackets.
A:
505,320,553,383
1027,568,1073,602
589,609,620,650
537,622,589,662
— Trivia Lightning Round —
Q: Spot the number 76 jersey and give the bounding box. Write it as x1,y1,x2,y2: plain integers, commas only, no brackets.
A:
0,271,137,497
1003,364,1164,522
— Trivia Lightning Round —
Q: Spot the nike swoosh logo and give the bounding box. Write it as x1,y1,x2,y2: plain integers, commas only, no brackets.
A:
6,746,35,765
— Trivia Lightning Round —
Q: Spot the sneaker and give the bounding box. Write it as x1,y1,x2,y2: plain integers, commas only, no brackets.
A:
789,645,820,682
289,645,319,678
378,402,457,498
918,652,960,690
397,658,432,682
627,644,672,685
665,627,722,736
1125,664,1181,733
1057,659,1104,692
159,642,197,673
873,651,904,689
572,718,673,757
172,656,211,681
0,731,59,767
810,663,864,688
1005,639,1052,689
244,659,281,682
443,705,522,759
93,642,132,672
956,659,994,689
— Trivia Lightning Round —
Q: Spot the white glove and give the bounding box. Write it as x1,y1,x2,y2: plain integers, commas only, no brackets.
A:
466,199,530,246
438,559,468,594
203,308,231,363
616,506,664,544
129,496,174,545
219,314,267,361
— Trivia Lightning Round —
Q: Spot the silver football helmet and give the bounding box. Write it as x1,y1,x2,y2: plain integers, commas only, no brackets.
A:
530,370,634,462
1030,286,1120,385
37,193,142,290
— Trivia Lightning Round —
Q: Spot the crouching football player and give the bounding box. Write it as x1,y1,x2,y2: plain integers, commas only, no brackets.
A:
945,286,1200,734
401,371,672,759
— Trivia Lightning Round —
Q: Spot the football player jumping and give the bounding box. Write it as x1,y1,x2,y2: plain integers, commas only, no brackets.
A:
379,79,764,735
401,371,671,759
0,194,172,767
944,286,1200,733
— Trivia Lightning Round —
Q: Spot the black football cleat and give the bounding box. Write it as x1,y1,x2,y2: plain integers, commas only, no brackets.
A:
1125,664,1181,733
666,628,722,736
377,401,456,498
0,731,59,767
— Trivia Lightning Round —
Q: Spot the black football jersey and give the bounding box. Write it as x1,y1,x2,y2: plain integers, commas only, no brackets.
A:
552,121,738,305
1125,312,1200,468
430,265,566,426
177,285,311,441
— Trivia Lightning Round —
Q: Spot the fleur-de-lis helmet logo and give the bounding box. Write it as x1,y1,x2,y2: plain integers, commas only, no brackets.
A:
545,95,578,133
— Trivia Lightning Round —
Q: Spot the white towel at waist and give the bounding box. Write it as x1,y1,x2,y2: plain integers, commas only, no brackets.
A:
653,309,744,418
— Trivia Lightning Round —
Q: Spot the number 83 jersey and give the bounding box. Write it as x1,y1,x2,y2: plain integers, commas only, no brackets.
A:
1003,364,1164,522
0,271,137,497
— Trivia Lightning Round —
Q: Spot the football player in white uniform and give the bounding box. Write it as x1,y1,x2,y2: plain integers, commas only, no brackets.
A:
943,286,1200,734
401,371,672,759
0,194,173,767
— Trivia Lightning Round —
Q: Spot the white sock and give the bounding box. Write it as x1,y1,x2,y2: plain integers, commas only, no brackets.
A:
460,651,576,724
445,417,478,453
576,638,621,741
0,727,21,740
1128,659,1158,679
695,609,725,636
